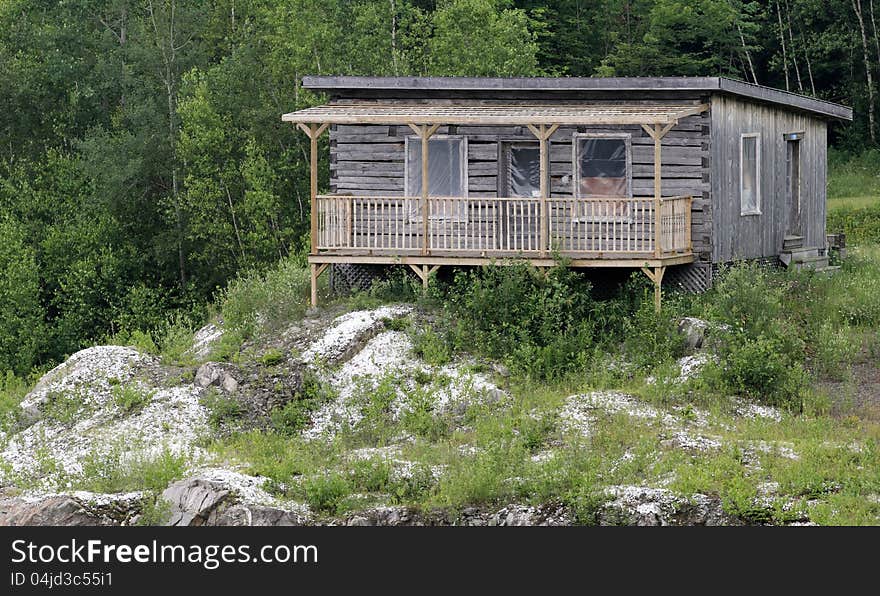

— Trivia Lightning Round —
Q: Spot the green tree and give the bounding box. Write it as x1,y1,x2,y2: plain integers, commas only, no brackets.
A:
0,218,44,374
427,0,540,76
598,0,757,77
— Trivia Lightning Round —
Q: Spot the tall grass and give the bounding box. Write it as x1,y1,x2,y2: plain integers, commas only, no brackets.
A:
828,148,880,200
827,150,880,246
0,371,29,432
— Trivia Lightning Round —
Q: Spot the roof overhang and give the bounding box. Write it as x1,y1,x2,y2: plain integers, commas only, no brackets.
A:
281,102,710,126
298,76,853,121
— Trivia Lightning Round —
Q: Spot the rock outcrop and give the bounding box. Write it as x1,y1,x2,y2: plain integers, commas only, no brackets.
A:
343,503,572,526
597,486,743,526
161,470,310,527
0,492,143,526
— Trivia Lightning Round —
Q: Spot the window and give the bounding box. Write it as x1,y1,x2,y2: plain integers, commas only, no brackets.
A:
502,142,541,198
740,133,761,215
786,136,801,214
405,136,467,220
574,134,631,198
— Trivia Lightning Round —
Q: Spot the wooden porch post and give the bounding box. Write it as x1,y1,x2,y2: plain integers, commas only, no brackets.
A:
641,122,675,259
641,266,666,313
296,122,330,255
408,123,440,256
407,264,440,291
309,263,329,308
653,123,663,258
528,124,559,258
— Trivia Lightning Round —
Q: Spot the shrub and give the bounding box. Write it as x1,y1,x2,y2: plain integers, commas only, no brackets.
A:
259,348,285,366
112,284,172,338
433,443,526,507
269,400,312,435
155,314,198,364
400,383,451,441
348,458,393,494
137,496,172,526
112,384,154,413
381,316,410,331
706,263,784,335
389,462,436,503
200,389,244,430
410,326,452,366
623,296,685,370
208,430,317,482
438,262,604,380
109,329,158,355
715,334,807,409
349,373,401,444
108,311,200,366
302,472,351,514
219,257,310,341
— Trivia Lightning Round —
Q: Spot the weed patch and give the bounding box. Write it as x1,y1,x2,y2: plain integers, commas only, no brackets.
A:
112,384,154,413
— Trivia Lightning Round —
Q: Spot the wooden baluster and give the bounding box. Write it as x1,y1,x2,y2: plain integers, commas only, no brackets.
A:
352,198,357,248
514,202,518,251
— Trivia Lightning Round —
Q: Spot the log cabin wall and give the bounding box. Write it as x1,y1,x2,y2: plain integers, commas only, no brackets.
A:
328,96,713,262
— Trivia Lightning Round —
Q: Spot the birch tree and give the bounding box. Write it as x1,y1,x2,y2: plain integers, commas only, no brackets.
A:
852,0,877,143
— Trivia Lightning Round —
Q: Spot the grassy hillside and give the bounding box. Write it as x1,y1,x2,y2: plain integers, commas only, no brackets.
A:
58,244,875,525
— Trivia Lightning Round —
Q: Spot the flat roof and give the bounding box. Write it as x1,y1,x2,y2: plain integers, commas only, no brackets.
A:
299,76,852,121
282,102,709,126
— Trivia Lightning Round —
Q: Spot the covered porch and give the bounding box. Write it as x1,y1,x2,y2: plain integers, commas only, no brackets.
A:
283,102,708,309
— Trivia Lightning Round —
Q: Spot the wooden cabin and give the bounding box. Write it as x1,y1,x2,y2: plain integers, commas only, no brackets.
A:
282,76,852,308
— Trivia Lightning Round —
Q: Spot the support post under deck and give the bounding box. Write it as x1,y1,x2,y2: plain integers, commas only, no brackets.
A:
640,266,666,313
310,263,329,308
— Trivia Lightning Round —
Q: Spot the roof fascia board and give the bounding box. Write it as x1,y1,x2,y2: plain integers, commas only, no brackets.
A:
300,76,852,121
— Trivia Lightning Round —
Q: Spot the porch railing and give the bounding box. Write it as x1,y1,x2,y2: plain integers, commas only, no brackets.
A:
315,194,692,257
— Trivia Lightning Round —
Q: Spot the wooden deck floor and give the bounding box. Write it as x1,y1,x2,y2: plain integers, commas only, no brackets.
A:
308,250,695,269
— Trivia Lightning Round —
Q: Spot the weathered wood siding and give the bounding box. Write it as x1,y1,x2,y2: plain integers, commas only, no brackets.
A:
329,98,712,261
710,94,827,262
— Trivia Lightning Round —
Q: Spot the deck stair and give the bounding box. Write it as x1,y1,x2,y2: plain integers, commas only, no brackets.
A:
779,235,839,274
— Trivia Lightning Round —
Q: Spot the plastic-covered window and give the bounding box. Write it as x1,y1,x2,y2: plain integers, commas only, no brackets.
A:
406,138,464,197
741,134,760,214
577,137,628,197
506,144,541,198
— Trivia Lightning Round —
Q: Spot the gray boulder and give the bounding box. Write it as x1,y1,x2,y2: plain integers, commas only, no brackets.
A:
161,474,309,527
678,317,710,351
194,362,239,393
162,478,232,526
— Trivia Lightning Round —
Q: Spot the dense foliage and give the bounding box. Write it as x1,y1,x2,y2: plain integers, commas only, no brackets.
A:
1,0,879,375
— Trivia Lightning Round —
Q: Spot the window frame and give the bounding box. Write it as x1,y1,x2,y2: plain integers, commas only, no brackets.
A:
499,140,541,198
572,132,633,199
403,135,469,222
740,132,762,216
